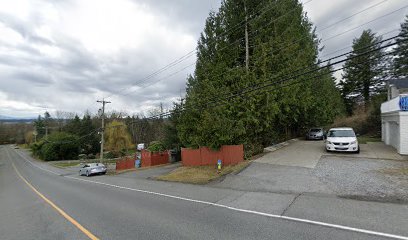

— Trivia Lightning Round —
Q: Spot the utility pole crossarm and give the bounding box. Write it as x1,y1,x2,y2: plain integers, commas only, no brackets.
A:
97,99,111,162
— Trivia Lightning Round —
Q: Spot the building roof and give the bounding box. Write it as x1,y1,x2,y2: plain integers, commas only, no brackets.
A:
388,78,408,89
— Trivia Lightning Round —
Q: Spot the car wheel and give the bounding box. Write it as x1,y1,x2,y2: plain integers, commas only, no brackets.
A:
356,147,360,154
86,171,89,177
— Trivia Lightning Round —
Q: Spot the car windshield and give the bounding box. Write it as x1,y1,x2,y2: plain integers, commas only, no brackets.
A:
310,128,322,132
328,130,355,137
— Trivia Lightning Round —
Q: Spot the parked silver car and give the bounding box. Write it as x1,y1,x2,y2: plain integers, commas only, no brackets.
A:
306,128,325,140
79,163,107,177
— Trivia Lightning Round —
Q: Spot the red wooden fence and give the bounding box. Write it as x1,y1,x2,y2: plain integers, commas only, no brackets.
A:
181,145,244,166
141,150,169,167
116,157,135,171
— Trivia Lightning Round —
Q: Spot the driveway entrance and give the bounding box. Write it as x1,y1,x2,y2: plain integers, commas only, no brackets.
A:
214,140,408,203
256,139,407,169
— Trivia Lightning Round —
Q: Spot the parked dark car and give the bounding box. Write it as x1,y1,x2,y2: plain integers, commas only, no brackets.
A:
306,128,325,140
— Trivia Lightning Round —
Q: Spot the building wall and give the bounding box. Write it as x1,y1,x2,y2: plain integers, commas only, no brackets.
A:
400,112,408,155
382,111,408,155
382,112,400,153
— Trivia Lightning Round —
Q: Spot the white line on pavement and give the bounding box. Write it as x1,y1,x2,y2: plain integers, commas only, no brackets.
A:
65,176,408,240
13,149,60,175
11,147,408,240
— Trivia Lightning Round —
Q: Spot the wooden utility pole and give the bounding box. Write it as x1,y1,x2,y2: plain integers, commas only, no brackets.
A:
244,3,249,72
97,99,111,162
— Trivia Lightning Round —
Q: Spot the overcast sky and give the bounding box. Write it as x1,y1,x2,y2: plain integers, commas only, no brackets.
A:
0,0,407,118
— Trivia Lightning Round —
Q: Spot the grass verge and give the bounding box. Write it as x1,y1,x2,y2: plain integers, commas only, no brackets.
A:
155,161,251,184
51,162,81,168
358,136,381,144
51,159,117,168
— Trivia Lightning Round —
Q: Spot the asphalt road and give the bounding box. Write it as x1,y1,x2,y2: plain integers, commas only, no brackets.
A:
1,145,407,240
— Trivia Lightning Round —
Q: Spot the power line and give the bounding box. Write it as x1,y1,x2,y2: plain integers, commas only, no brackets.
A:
41,38,401,144
322,4,408,43
102,0,316,100
123,1,405,101
248,2,407,52
320,28,400,58
123,37,404,123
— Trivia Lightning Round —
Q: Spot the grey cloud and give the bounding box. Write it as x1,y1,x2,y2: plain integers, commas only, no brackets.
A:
11,71,55,85
135,0,218,33
1,0,408,118
0,13,54,46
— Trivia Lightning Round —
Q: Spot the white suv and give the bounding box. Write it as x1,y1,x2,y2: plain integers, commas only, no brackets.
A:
325,127,359,153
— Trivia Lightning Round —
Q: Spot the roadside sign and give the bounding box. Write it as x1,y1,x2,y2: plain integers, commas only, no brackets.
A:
400,96,408,111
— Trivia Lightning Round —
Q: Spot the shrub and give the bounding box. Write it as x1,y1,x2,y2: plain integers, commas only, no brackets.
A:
34,132,80,161
41,143,58,161
104,151,116,159
147,141,166,152
331,94,386,137
31,141,45,157
331,108,369,134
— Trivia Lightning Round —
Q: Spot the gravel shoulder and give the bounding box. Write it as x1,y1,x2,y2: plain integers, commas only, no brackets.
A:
216,156,408,203
314,156,408,203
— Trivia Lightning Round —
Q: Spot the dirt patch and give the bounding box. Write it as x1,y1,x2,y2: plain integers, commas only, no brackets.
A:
250,152,268,160
155,161,251,184
377,168,408,175
114,163,171,175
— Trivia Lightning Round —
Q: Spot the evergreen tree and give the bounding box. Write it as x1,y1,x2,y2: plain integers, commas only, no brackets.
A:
80,114,100,154
339,29,386,115
393,15,408,78
33,115,45,138
63,115,81,135
176,0,344,153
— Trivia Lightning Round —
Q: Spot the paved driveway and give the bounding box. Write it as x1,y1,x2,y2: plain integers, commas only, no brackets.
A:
256,140,408,169
214,140,408,203
256,140,323,168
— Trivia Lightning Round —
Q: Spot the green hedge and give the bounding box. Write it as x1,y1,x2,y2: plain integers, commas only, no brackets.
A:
31,132,80,161
147,141,166,152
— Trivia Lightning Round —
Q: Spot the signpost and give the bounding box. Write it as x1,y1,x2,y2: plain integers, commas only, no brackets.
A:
33,130,38,143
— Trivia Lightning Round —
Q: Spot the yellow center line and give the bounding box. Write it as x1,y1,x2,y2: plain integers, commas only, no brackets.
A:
11,161,99,240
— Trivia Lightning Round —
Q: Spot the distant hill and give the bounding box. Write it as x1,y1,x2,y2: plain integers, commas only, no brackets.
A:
0,115,35,123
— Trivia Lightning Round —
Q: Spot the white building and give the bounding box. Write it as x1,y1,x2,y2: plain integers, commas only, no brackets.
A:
381,79,408,155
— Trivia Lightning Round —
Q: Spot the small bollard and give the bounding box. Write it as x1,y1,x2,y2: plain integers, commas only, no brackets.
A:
217,159,222,171
135,159,141,168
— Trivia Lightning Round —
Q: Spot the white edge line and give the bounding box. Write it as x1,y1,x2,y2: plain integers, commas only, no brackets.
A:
10,147,408,240
65,176,408,240
13,149,60,176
